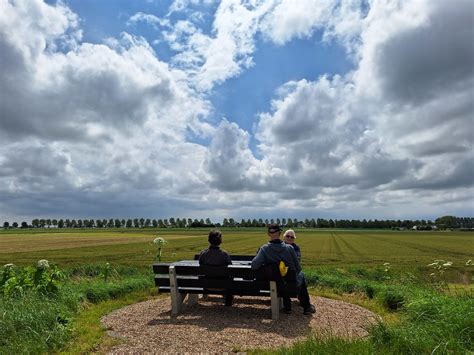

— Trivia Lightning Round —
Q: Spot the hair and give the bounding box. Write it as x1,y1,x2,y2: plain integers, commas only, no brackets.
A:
208,229,222,246
283,229,295,238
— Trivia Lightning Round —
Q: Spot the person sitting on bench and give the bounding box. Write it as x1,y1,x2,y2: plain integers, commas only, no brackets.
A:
198,229,233,306
251,223,316,315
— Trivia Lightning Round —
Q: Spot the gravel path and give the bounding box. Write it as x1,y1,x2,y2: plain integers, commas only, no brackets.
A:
101,295,379,354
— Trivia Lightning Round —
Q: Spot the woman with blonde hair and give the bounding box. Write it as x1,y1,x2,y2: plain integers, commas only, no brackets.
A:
283,229,301,261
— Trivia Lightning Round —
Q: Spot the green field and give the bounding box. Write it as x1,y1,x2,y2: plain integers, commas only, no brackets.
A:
1,228,473,353
1,228,472,274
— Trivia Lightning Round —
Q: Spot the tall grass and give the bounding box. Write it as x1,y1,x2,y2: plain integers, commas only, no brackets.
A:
295,267,474,354
0,265,153,354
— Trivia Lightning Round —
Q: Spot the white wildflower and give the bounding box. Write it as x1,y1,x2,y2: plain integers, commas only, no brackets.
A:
153,237,168,247
466,259,472,266
37,259,50,269
3,263,14,270
442,262,453,267
383,262,390,266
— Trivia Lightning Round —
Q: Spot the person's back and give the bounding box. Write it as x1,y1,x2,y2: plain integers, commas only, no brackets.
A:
251,223,315,315
198,229,233,306
251,239,300,274
199,229,231,266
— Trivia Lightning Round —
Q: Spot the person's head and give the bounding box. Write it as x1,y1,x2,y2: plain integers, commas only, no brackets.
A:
283,229,296,244
208,229,222,246
267,223,282,240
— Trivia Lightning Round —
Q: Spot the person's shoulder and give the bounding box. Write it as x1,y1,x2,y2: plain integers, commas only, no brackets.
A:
221,249,230,255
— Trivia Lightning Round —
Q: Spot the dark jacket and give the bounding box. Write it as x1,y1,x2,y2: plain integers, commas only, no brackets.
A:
198,246,232,266
251,239,301,274
290,243,301,261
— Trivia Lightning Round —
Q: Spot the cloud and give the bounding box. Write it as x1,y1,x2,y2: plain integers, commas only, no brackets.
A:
202,0,473,214
0,0,472,221
0,0,214,219
127,12,170,28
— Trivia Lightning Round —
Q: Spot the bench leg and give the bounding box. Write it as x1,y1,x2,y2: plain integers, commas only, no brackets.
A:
270,281,280,320
169,266,184,316
188,293,199,306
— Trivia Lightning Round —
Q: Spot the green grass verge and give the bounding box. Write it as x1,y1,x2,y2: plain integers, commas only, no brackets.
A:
61,288,157,354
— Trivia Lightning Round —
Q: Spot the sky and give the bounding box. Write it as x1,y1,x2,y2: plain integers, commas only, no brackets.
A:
0,0,473,223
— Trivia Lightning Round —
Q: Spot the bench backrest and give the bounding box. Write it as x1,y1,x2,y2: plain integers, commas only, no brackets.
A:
153,262,297,297
193,254,255,261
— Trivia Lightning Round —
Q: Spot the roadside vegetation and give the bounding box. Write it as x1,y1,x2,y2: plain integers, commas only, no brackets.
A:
0,228,472,353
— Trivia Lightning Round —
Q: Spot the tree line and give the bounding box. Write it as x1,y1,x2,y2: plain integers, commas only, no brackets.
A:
1,216,473,230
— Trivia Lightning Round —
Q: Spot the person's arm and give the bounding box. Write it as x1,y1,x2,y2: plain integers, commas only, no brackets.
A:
251,247,266,270
289,247,301,274
198,249,206,265
225,251,232,265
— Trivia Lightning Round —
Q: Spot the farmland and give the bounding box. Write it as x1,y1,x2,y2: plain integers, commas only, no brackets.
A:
1,228,473,353
0,228,472,273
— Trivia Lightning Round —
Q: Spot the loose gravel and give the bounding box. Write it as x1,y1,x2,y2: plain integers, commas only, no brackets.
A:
102,295,379,354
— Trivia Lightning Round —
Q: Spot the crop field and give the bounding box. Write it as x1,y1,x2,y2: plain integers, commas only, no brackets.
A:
0,228,472,273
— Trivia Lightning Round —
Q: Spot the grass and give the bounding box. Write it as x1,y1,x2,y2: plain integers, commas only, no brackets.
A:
0,265,154,354
62,288,157,354
1,228,472,276
1,228,472,353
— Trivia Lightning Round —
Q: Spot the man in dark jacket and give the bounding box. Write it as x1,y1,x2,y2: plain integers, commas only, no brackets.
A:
251,224,315,315
199,229,233,306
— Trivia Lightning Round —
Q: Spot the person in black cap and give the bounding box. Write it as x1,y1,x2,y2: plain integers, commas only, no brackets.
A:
251,223,316,315
198,229,233,306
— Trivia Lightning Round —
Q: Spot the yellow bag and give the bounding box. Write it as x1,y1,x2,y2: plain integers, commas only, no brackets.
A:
279,260,288,277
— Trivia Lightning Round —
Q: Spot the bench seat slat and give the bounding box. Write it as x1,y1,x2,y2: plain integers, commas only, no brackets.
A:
155,276,297,297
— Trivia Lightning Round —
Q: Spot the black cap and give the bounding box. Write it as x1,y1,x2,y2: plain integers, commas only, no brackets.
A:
267,223,282,233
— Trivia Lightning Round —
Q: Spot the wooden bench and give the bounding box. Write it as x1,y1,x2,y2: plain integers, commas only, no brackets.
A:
152,256,297,320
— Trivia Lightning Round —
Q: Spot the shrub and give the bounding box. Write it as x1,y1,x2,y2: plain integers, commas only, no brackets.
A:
381,289,405,310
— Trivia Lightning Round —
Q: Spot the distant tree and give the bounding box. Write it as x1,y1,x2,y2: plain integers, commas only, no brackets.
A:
21,222,28,228
145,219,151,228
121,219,126,228
187,218,193,228
46,219,52,228
39,219,46,228
77,219,83,228
114,219,121,228
71,219,77,228
126,219,133,228
169,218,175,227
32,219,39,228
96,219,103,228
152,219,158,228
222,218,229,227
12,222,18,228
304,219,310,228
281,218,287,227
435,215,458,229
205,218,212,226
133,218,139,228
3,221,9,228
58,219,64,228
52,219,58,228
107,219,114,228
